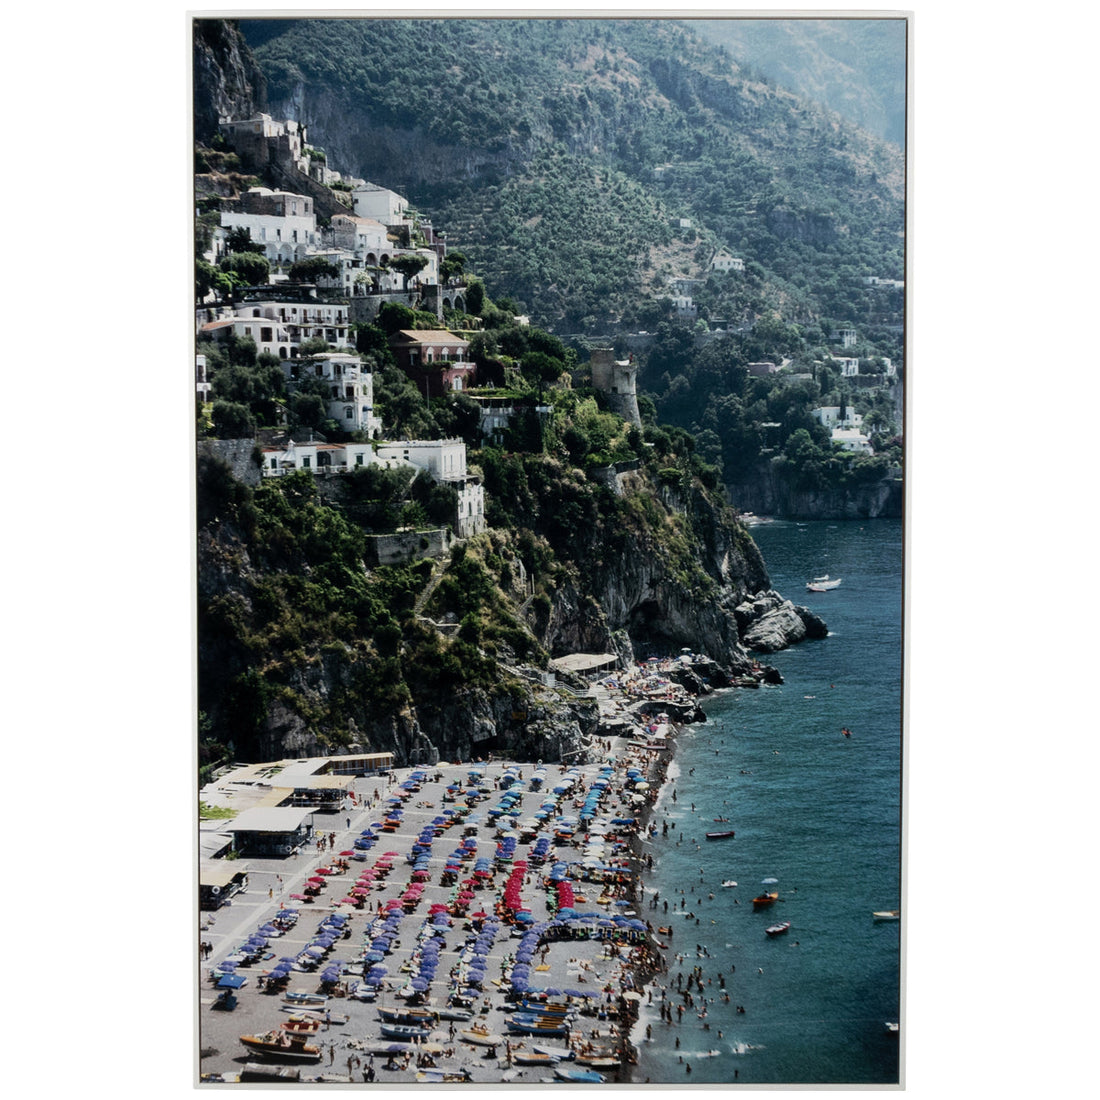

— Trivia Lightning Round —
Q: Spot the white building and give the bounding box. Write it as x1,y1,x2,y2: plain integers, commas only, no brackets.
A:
196,354,211,403
292,353,383,437
219,188,319,267
711,251,744,273
352,183,410,224
833,356,861,377
200,296,351,359
838,327,858,349
260,435,485,537
831,428,874,455
376,439,468,482
812,406,864,431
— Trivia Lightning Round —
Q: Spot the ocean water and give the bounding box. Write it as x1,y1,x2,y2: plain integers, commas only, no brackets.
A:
633,519,903,1085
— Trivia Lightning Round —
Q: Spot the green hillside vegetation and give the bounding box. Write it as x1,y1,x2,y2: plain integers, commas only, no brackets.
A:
196,342,732,763
240,16,904,334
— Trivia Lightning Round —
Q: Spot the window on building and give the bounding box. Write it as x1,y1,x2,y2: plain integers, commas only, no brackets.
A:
302,456,311,468
345,407,353,419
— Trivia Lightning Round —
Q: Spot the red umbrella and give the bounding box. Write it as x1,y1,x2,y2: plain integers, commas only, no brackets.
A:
339,850,355,857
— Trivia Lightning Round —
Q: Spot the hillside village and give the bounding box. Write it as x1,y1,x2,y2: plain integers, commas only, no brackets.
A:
197,111,898,555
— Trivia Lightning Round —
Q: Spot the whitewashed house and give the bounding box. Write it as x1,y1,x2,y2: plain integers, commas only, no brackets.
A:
260,435,486,538
292,353,383,437
831,428,874,455
812,406,864,431
219,188,319,267
352,183,410,224
375,440,485,538
711,251,745,273
196,354,212,403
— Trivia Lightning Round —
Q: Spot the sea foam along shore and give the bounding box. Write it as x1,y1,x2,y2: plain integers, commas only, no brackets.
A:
198,702,689,1084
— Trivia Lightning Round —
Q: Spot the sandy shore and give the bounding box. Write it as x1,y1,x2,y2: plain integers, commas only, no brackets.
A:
197,717,678,1085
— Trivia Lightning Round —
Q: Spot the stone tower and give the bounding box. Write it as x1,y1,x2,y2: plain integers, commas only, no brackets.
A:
589,348,641,427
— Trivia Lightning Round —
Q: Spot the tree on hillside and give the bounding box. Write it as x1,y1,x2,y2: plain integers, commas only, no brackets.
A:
196,259,233,303
521,350,565,399
440,251,467,283
211,400,257,439
220,250,270,287
390,254,429,289
288,256,339,283
225,226,266,254
465,278,485,316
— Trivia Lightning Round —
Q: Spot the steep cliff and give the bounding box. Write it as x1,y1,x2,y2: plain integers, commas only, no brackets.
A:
196,451,818,769
193,19,267,143
726,459,904,520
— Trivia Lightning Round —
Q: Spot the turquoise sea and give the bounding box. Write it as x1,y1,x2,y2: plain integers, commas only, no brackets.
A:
633,518,903,1085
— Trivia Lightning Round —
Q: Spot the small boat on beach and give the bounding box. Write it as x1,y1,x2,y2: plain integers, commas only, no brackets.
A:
806,574,842,592
379,1022,434,1040
283,991,327,1008
280,1017,321,1035
278,1005,347,1024
555,1066,606,1083
239,1030,322,1062
752,891,779,908
513,1051,562,1067
705,830,735,840
873,909,900,921
765,921,791,936
378,1007,438,1025
506,1016,571,1037
460,1024,504,1046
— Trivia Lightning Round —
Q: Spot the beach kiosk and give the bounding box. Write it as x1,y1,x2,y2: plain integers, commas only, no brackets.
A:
199,860,250,910
227,806,316,857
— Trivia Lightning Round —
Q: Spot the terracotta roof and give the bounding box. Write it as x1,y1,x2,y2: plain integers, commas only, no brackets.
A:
390,329,469,344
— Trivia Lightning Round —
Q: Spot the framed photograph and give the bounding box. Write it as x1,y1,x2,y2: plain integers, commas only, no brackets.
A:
193,10,908,1087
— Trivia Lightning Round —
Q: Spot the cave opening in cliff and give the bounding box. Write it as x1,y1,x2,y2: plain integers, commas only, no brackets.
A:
629,599,683,656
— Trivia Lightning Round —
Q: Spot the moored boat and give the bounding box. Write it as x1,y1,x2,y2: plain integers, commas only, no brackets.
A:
721,880,737,888
765,921,791,936
705,829,735,840
806,574,842,592
872,909,900,921
752,891,779,908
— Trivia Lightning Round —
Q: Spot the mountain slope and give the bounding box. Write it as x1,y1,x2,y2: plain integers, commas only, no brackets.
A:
233,16,904,333
691,18,907,146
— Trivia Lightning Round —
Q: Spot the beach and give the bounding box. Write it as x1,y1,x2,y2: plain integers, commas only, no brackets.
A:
197,678,691,1086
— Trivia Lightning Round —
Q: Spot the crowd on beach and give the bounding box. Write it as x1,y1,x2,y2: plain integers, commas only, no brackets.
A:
198,686,699,1084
